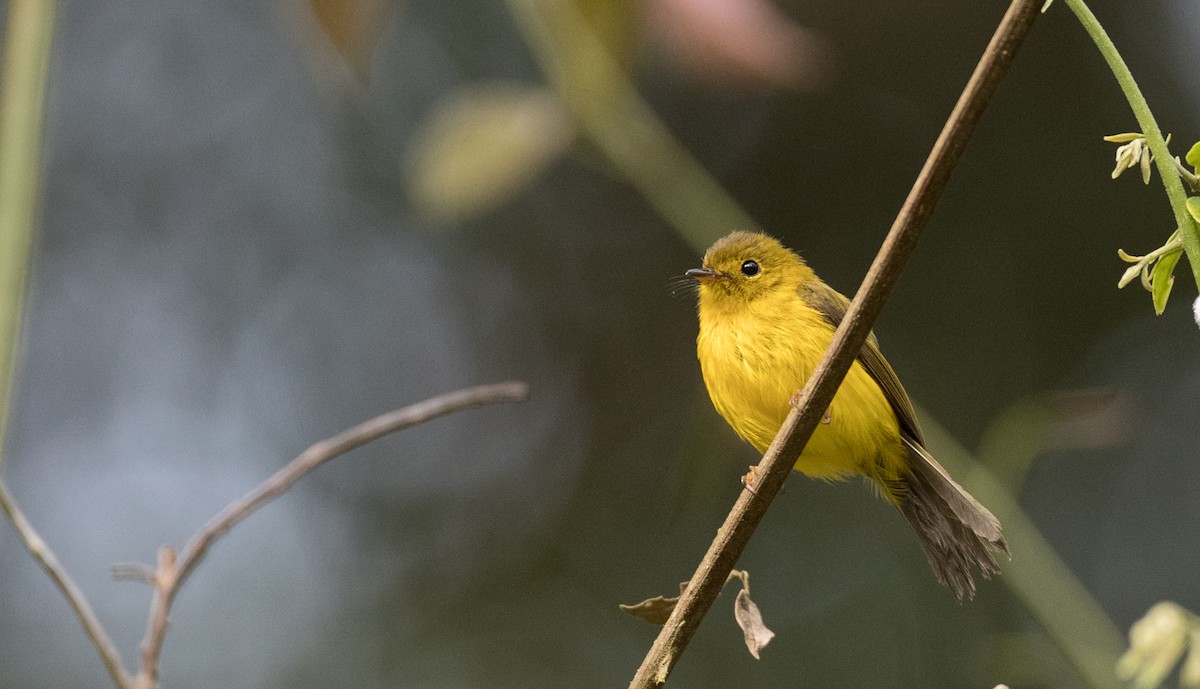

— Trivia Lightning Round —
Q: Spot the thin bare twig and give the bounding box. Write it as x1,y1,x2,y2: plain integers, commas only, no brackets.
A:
0,481,135,689
628,2,1043,686
3,382,528,689
130,380,529,689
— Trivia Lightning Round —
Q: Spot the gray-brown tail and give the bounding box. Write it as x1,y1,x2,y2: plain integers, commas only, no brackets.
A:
898,436,1008,601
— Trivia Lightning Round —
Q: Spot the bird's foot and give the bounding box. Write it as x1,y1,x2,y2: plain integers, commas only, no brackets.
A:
741,465,760,494
789,390,803,408
789,391,832,424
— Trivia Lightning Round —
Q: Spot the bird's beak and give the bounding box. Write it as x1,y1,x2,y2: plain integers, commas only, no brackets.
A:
686,267,718,281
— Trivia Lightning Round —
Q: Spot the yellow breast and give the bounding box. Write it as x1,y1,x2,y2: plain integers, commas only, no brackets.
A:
696,294,906,484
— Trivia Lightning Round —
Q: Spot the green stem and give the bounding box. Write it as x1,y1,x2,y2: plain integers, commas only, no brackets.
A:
920,411,1126,689
1062,0,1200,291
506,0,760,253
0,0,58,470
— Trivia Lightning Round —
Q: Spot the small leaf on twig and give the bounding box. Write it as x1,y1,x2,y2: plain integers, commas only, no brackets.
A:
1186,142,1200,171
620,596,680,625
733,589,775,659
1104,133,1142,144
623,572,775,658
621,580,690,624
1186,197,1200,225
1110,136,1148,181
728,570,774,659
1150,249,1180,315
1118,262,1142,289
1104,132,1144,144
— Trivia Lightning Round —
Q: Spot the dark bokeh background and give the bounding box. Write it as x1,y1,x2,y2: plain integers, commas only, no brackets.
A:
2,1,1198,688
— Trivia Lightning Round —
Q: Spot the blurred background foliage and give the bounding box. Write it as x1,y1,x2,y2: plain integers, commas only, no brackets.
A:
1,0,1198,688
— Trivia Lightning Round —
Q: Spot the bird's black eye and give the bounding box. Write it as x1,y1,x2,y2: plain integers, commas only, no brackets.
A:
741,260,760,277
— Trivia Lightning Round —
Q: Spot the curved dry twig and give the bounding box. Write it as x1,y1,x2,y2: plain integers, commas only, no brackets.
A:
130,380,529,689
0,481,135,689
0,381,529,689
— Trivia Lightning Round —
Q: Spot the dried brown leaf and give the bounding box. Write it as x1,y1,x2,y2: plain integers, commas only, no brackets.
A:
620,595,680,625
734,588,774,659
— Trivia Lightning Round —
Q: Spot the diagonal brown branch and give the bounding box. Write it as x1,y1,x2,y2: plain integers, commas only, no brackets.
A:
131,380,529,689
0,480,135,689
628,1,1043,686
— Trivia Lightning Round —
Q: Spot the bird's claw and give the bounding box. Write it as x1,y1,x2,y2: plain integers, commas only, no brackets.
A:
789,391,832,424
741,465,760,494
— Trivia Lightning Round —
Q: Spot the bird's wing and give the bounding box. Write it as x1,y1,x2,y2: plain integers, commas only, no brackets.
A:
797,280,925,444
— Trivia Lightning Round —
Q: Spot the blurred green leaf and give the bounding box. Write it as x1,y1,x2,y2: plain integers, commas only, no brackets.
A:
1103,132,1143,143
0,0,57,471
1186,196,1200,224
574,0,641,70
1118,602,1194,689
1183,629,1200,689
1185,142,1200,171
408,83,574,220
1150,249,1180,314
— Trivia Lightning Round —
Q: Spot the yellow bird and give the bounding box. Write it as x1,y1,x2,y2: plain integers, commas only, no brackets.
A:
687,230,1006,600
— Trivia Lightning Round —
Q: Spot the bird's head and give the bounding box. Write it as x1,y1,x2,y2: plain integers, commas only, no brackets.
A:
686,231,813,307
